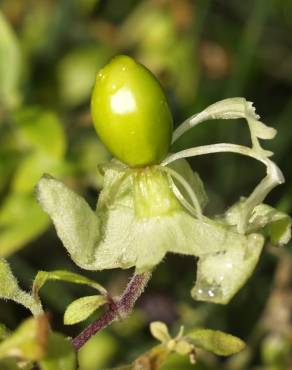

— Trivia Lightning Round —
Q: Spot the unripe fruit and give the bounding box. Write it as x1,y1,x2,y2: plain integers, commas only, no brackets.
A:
91,55,173,167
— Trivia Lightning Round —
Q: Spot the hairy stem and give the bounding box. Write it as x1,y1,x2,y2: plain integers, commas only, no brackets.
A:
72,272,151,351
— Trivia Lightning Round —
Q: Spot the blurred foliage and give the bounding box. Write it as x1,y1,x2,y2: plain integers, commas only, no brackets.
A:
0,0,291,369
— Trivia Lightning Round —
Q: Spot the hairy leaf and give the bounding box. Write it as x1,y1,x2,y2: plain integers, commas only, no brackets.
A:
36,175,101,268
64,295,107,325
33,270,106,301
187,329,245,356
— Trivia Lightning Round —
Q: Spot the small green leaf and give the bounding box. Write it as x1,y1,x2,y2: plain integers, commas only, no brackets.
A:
35,175,101,270
33,270,106,301
150,322,171,343
39,332,76,370
187,329,245,356
0,316,49,361
0,258,42,315
64,295,107,325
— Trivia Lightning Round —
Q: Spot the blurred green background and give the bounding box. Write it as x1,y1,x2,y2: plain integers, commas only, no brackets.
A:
0,0,291,369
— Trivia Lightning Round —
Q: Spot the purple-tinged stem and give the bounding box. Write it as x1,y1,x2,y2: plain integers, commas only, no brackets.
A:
72,272,151,351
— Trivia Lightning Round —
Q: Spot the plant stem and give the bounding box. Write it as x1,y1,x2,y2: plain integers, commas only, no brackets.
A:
72,272,151,351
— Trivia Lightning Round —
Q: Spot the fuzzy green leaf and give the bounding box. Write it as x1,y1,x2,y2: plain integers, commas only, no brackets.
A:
0,316,49,361
33,270,106,301
39,332,76,370
0,258,42,315
150,322,171,343
64,295,107,325
36,175,101,269
187,329,245,356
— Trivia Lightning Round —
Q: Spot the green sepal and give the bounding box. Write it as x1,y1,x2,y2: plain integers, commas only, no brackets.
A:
0,315,49,361
186,328,245,356
11,153,67,194
36,167,208,272
39,332,76,370
35,175,101,269
36,167,268,304
64,295,107,325
0,258,42,315
33,269,106,302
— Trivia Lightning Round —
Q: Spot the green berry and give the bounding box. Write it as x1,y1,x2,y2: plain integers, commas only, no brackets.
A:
91,55,173,167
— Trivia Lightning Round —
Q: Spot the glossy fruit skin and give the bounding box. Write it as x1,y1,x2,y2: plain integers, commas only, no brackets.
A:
91,55,173,167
